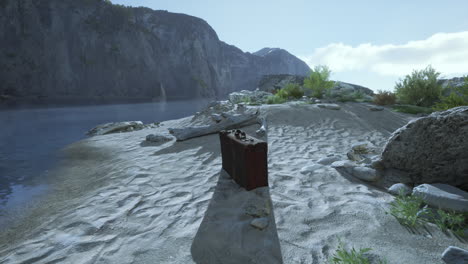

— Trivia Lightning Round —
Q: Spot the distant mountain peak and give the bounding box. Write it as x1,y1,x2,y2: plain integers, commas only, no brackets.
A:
253,48,283,57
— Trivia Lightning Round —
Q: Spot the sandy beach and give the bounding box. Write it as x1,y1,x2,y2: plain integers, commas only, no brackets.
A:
0,102,466,264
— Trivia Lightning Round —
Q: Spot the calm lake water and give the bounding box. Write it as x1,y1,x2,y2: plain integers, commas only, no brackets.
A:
0,99,211,214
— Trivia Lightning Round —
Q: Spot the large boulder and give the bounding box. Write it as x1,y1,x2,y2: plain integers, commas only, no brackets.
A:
257,74,306,93
381,106,468,191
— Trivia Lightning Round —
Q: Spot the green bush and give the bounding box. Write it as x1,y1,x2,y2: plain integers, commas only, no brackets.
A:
335,91,368,102
284,83,304,99
394,65,442,107
303,65,335,98
373,90,396,105
433,76,468,111
266,95,287,104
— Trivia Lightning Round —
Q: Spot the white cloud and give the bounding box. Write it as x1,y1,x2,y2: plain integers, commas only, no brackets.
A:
301,31,468,78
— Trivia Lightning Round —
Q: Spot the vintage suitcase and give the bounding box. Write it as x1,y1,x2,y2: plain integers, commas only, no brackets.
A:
219,129,268,191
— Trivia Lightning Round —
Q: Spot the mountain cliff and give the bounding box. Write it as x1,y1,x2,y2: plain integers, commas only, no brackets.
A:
0,0,310,103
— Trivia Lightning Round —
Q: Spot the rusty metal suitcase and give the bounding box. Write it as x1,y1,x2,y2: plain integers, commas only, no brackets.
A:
219,129,268,191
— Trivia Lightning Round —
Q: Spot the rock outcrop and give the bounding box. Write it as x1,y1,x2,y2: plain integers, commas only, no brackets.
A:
257,74,374,96
381,106,468,191
0,0,310,103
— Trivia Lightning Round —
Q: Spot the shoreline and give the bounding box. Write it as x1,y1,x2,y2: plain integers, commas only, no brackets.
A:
0,102,465,263
0,96,218,111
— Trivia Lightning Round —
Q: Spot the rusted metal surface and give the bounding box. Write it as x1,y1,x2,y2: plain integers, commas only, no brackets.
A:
219,129,268,190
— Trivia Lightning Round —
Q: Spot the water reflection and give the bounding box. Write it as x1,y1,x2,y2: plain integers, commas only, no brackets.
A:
0,99,210,211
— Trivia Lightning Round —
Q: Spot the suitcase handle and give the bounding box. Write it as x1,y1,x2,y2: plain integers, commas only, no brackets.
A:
234,130,247,140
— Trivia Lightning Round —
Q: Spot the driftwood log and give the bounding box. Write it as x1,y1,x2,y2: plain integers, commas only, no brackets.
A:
169,111,259,141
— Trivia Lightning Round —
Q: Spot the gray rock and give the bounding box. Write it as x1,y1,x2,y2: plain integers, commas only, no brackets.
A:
331,81,375,97
416,205,441,222
370,158,385,170
381,106,468,191
412,184,468,212
256,117,267,137
229,90,274,105
441,246,468,264
87,121,144,136
350,166,380,182
1,2,310,103
388,183,412,196
316,103,341,110
146,134,172,142
347,142,378,163
369,106,384,111
300,164,323,174
317,156,341,165
250,217,269,230
331,160,357,169
257,74,306,93
211,114,223,123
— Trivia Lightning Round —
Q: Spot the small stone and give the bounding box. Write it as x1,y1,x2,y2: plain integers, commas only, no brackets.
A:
211,114,223,123
317,156,341,165
370,159,385,170
244,204,270,217
441,246,468,264
146,134,172,143
300,164,322,174
331,160,357,169
250,217,269,230
413,184,468,212
350,166,380,181
388,183,412,196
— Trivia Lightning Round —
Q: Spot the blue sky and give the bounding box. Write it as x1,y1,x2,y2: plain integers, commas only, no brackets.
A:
112,0,468,91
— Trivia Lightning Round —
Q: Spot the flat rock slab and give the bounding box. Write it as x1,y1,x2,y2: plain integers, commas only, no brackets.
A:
316,104,341,110
317,156,341,165
146,134,172,142
441,246,468,264
412,184,468,212
87,121,144,136
369,106,384,111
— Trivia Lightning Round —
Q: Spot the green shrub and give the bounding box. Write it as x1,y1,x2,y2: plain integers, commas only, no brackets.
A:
335,91,368,102
433,76,468,111
373,90,396,105
284,83,304,99
266,95,287,104
392,105,433,115
394,65,442,107
304,65,335,99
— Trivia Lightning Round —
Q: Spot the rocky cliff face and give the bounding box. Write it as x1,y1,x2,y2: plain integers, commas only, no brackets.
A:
0,0,310,102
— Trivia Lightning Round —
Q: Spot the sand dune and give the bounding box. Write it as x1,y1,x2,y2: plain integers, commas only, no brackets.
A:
0,102,465,263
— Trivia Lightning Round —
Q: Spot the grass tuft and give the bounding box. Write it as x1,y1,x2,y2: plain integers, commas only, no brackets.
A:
387,191,424,227
387,191,468,237
329,239,387,264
